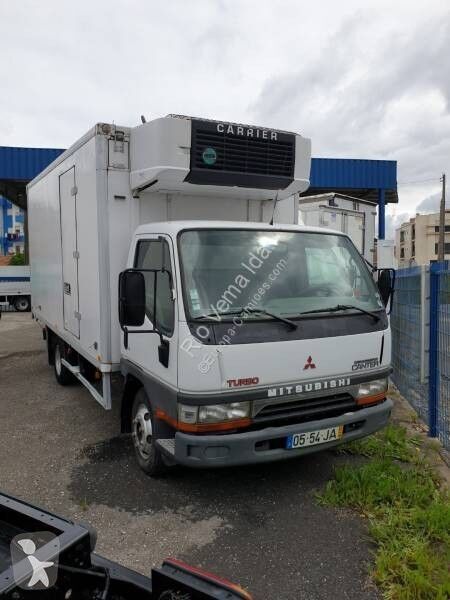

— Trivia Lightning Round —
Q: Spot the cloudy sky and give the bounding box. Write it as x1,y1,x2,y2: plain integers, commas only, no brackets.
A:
1,0,448,231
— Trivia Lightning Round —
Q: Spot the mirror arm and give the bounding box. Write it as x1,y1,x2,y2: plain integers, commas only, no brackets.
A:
121,326,165,350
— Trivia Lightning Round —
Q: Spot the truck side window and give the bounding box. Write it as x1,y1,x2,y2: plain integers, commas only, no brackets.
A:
134,240,174,336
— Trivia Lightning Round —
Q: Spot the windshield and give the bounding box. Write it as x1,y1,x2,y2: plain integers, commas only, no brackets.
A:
179,229,384,320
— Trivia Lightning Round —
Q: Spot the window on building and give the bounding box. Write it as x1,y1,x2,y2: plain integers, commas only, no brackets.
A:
412,225,415,240
400,248,405,258
434,225,450,233
400,231,405,242
434,242,450,255
412,242,415,256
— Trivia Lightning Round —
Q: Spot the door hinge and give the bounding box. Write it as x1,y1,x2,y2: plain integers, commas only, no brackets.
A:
71,186,78,196
73,250,80,259
74,311,81,320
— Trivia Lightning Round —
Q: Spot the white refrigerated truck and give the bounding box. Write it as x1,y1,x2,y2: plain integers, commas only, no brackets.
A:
28,115,394,475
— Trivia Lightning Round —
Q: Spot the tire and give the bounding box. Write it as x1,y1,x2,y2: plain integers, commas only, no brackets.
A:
14,296,30,312
131,388,167,476
53,342,76,386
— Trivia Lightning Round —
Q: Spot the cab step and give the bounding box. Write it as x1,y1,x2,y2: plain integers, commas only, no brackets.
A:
157,438,175,456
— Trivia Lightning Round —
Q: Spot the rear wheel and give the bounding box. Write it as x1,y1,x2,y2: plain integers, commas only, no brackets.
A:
131,388,167,476
14,296,30,312
53,342,76,386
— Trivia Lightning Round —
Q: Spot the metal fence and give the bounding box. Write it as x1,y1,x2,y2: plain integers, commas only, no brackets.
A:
391,262,450,449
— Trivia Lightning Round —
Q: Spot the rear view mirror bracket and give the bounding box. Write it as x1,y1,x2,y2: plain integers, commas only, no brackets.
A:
121,325,162,347
377,268,396,314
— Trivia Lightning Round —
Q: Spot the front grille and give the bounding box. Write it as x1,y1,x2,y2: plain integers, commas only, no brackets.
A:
255,393,357,424
186,119,296,189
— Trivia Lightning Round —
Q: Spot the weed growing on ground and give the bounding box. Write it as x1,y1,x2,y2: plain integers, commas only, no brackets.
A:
335,424,422,462
319,425,450,599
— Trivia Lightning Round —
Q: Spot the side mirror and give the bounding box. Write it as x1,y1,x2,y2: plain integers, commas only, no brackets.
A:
377,269,395,307
119,270,146,327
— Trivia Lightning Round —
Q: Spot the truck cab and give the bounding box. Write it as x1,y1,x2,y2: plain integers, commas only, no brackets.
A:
119,220,393,474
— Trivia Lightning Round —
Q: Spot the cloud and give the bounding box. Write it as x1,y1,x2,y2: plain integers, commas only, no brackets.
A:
415,192,442,214
385,212,411,239
0,0,448,219
250,7,450,214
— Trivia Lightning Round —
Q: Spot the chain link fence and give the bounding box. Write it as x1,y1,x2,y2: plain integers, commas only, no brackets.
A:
391,263,450,449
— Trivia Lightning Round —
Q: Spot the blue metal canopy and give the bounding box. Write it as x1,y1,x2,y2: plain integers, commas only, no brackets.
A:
0,146,64,181
309,158,397,199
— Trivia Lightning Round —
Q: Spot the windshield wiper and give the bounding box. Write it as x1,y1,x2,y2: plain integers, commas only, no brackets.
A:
245,308,298,330
298,304,381,322
193,308,298,330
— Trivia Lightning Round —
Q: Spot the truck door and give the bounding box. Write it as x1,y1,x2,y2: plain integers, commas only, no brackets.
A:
123,235,178,393
59,167,80,338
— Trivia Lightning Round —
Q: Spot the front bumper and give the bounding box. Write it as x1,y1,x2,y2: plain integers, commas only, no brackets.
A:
171,398,393,468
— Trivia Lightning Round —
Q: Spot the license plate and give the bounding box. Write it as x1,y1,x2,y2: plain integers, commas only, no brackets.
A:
286,425,343,449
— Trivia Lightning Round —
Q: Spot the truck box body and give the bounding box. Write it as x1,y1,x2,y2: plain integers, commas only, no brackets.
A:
299,193,376,262
29,126,132,370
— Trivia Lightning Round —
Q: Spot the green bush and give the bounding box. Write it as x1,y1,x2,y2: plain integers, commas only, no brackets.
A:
9,253,25,266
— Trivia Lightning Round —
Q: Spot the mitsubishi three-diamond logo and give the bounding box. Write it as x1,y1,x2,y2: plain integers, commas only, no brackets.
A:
11,532,59,590
303,355,316,370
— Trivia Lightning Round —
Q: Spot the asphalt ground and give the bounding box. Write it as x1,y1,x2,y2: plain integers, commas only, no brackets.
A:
0,313,380,599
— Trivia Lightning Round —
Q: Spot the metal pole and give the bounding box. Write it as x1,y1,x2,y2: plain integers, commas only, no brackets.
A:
378,188,385,240
437,173,446,262
420,265,430,384
23,206,29,265
428,263,439,438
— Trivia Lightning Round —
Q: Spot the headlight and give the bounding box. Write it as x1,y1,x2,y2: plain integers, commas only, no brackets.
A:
178,401,250,424
199,402,250,423
356,378,388,404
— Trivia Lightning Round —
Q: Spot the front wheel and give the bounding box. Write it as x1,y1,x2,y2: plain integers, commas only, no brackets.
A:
131,389,167,476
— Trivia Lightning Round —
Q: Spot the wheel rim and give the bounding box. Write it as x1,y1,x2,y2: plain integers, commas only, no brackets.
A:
132,403,153,459
16,298,28,310
55,345,62,376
